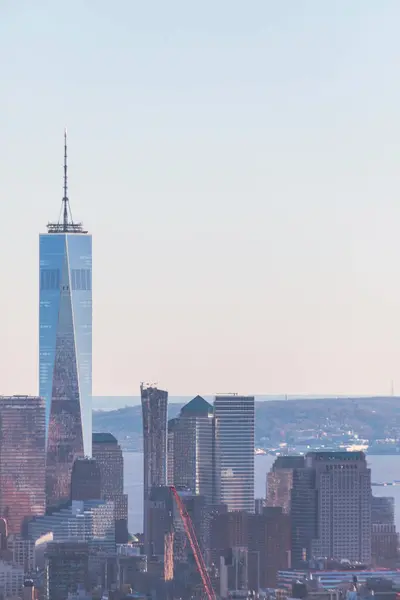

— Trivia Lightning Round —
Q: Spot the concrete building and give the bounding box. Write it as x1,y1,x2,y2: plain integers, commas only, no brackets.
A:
266,455,305,514
141,385,168,556
172,396,220,505
0,396,46,534
92,433,129,543
307,451,371,564
214,395,255,512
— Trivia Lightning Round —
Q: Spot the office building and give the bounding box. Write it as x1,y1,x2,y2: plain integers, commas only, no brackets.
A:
266,455,305,514
211,511,249,560
23,579,35,600
0,396,46,534
40,132,92,508
28,499,115,561
372,497,395,525
92,433,129,543
214,395,255,512
147,486,173,562
290,466,317,568
7,535,35,574
307,451,371,564
173,490,206,565
46,542,89,600
220,547,249,600
0,560,24,599
141,384,168,556
173,396,220,505
71,458,101,501
248,507,291,589
371,497,397,566
167,418,178,486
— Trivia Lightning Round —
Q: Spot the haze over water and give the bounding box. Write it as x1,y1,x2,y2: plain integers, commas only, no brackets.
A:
124,453,400,534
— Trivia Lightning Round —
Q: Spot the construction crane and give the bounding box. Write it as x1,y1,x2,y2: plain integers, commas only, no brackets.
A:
170,486,216,600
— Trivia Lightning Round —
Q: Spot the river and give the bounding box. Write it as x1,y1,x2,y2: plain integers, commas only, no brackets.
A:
124,453,400,534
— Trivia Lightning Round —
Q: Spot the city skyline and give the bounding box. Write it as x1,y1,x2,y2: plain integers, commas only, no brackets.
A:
3,2,400,398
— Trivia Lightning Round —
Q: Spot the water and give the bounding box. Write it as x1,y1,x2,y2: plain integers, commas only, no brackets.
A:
124,453,400,534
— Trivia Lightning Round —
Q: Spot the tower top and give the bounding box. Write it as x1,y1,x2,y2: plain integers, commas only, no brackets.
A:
46,130,87,234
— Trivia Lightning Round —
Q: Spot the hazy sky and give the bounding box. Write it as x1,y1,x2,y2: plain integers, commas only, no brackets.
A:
1,1,400,398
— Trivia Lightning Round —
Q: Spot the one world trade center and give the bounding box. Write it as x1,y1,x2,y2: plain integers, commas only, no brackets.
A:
39,131,92,508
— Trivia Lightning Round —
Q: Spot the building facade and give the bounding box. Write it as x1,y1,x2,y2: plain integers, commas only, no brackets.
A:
46,542,90,600
307,451,372,564
141,385,168,556
92,433,129,543
167,418,178,486
214,395,255,512
371,497,398,566
173,396,220,505
266,455,305,514
40,135,92,508
71,458,102,501
290,465,316,568
0,396,46,534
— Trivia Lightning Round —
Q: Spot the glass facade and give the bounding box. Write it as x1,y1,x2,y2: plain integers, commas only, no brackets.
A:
0,396,46,534
172,396,220,505
39,233,92,508
214,395,255,512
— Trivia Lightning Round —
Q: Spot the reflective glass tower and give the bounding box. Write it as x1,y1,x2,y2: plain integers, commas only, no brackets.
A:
40,131,92,508
214,394,255,512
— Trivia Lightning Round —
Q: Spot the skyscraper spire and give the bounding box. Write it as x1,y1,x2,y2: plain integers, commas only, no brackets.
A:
63,128,68,231
46,129,87,234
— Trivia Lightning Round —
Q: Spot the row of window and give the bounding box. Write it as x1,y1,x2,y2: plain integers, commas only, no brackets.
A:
40,269,92,291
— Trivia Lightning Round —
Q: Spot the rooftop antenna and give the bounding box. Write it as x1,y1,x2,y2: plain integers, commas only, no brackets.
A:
63,128,68,231
46,130,87,234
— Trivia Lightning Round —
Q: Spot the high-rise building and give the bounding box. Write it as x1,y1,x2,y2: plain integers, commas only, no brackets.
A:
141,384,168,556
248,507,291,589
71,458,101,501
307,451,371,564
266,455,305,514
172,396,220,505
46,542,90,600
167,418,178,486
147,486,173,566
40,132,92,508
0,396,46,534
372,496,395,525
290,465,316,568
92,433,129,543
371,497,397,566
214,395,255,512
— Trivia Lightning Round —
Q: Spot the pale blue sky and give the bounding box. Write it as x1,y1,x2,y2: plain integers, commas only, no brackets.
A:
1,1,400,397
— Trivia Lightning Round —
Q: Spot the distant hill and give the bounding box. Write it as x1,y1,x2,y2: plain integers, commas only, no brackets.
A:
92,396,400,452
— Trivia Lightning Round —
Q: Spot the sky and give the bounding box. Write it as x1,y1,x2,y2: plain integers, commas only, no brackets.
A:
1,1,400,397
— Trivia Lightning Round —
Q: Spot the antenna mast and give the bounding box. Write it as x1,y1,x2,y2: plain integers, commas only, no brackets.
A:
46,129,87,234
63,128,68,231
